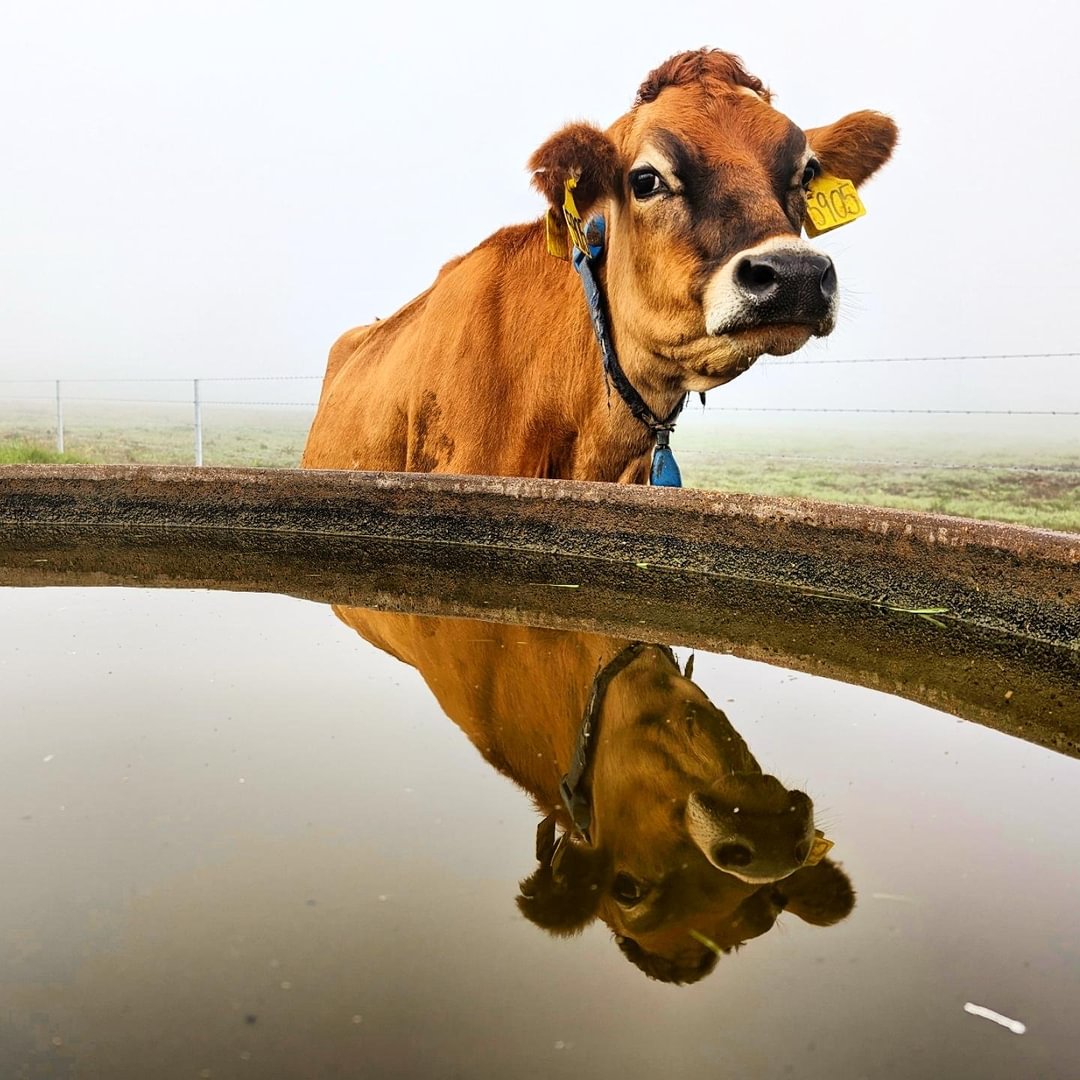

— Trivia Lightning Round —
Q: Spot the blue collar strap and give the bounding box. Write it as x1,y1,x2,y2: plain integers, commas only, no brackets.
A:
569,218,685,487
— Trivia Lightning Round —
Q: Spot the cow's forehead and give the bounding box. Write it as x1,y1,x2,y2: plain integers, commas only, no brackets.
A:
617,84,807,172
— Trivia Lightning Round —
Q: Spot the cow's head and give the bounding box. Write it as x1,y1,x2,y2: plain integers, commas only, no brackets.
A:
529,49,897,393
516,645,854,983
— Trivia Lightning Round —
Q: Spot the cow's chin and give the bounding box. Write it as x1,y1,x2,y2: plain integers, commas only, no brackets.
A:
681,322,822,393
727,322,818,357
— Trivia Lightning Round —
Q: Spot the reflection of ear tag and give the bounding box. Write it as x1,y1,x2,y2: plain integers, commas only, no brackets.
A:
804,173,866,238
545,208,571,260
562,178,593,255
805,829,834,866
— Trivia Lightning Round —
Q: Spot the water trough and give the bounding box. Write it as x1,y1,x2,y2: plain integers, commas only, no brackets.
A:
1,464,1077,756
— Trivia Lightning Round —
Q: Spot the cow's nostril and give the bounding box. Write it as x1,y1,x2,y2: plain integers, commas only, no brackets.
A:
736,258,778,294
715,843,754,869
747,264,776,288
794,839,812,863
819,260,837,300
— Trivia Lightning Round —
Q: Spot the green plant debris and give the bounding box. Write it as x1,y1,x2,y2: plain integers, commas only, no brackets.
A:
688,929,725,957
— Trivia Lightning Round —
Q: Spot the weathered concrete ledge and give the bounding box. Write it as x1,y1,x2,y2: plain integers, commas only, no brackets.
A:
1,465,1076,646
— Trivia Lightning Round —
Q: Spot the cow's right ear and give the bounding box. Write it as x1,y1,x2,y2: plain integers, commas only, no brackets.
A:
515,840,607,936
529,122,620,218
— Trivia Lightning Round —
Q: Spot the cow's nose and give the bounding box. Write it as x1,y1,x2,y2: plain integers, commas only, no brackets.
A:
733,251,836,317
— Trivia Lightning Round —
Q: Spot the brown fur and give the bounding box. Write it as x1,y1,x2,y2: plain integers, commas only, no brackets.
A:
302,48,896,479
634,48,772,105
337,608,854,983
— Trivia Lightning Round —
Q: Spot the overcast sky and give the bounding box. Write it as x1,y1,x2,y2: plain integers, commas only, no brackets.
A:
2,0,1078,412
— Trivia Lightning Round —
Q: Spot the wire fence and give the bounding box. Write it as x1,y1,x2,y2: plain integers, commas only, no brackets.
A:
1,355,1078,531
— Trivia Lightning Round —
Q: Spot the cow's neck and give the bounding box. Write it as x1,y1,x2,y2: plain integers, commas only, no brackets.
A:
427,622,632,814
515,222,687,482
336,607,631,816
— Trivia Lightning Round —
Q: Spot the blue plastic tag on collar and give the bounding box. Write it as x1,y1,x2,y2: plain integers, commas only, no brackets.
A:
572,216,606,264
585,216,605,259
650,444,682,487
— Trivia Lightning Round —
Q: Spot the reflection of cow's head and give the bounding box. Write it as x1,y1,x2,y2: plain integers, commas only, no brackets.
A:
530,49,896,393
517,645,854,983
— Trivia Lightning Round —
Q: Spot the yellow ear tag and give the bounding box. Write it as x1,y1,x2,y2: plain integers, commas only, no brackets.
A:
545,207,571,260
562,177,593,255
804,829,834,866
804,173,866,238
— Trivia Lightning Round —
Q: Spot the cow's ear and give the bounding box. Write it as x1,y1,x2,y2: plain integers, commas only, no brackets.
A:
529,122,620,217
776,858,856,927
805,110,898,188
516,840,606,936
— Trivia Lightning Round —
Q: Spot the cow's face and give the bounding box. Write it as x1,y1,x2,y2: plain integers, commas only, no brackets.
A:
529,50,897,392
516,645,854,983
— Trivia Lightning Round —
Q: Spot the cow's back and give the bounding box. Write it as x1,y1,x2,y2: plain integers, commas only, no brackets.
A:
302,285,435,471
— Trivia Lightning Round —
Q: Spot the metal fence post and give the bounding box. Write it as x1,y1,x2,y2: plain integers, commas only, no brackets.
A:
55,380,64,454
193,378,203,466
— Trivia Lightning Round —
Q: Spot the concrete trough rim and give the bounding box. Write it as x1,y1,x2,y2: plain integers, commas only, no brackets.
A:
1,464,1076,645
3,462,1076,551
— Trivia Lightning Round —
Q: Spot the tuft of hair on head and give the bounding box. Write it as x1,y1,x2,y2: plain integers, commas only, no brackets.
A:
635,48,772,107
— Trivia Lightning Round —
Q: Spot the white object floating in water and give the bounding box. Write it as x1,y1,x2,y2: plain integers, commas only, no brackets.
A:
963,1002,1026,1035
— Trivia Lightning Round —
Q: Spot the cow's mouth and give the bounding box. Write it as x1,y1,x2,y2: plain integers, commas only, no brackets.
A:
722,319,831,356
725,315,833,343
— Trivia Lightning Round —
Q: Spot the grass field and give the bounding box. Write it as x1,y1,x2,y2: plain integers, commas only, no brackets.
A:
2,400,1077,532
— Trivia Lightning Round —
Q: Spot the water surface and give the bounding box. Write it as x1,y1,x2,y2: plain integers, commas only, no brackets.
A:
2,585,1078,1078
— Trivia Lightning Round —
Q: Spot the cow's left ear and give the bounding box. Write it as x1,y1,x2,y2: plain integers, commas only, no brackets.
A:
805,110,898,188
529,122,620,218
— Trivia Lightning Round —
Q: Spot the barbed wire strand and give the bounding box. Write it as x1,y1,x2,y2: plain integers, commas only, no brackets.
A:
766,350,1080,365
0,350,1078,385
2,395,1078,416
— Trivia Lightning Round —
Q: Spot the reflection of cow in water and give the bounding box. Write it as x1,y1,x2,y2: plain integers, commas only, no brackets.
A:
339,608,854,984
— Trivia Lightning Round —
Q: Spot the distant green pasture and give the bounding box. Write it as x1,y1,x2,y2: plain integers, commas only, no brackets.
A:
2,401,1077,532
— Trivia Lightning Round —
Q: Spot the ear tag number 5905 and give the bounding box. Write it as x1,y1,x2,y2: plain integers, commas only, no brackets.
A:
804,173,866,238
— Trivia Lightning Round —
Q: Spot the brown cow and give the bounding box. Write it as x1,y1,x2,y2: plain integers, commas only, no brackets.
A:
303,48,896,482
341,607,854,984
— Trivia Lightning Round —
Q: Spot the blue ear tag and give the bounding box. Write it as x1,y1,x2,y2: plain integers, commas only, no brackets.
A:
650,428,682,488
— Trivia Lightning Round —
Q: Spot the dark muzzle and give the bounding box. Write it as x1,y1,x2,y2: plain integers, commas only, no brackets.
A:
732,250,836,326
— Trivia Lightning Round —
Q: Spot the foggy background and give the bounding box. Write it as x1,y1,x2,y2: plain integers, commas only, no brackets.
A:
2,0,1078,412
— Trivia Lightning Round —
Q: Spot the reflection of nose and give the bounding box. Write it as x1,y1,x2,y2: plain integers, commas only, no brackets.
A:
733,251,836,320
687,783,813,882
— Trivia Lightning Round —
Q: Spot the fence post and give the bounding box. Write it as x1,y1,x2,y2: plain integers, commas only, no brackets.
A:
55,380,64,454
193,378,203,467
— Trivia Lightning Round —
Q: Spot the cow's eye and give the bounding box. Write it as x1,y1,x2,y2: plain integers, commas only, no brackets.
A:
629,169,666,200
800,160,821,190
612,872,650,906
